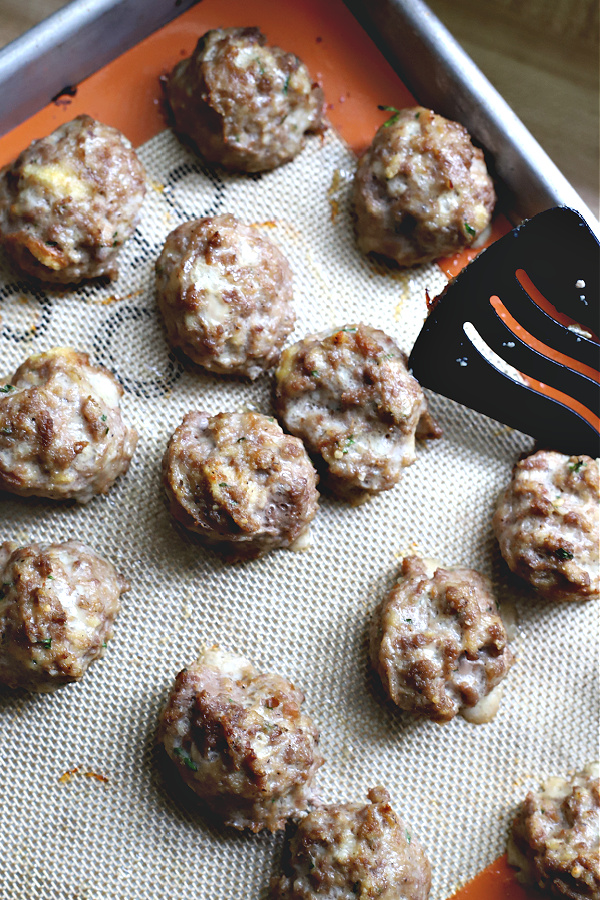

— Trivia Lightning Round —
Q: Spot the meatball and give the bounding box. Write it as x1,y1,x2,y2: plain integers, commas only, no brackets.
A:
0,539,128,692
352,106,495,267
508,763,600,898
163,410,319,559
158,646,324,832
493,450,599,602
273,324,441,503
370,556,514,724
0,115,146,284
165,27,324,172
272,786,431,900
0,347,138,503
156,214,295,378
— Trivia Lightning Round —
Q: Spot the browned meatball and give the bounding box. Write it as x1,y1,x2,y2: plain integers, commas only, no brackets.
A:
493,451,599,602
508,763,600,898
272,786,431,900
370,557,514,724
0,347,138,503
273,324,441,503
163,410,319,559
0,115,146,284
0,539,128,692
156,214,295,378
353,106,495,267
165,27,324,172
158,647,324,832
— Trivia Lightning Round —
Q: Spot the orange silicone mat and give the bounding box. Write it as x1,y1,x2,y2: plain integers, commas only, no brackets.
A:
0,2,593,899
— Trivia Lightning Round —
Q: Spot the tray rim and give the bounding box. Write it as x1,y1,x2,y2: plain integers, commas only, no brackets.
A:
0,0,598,237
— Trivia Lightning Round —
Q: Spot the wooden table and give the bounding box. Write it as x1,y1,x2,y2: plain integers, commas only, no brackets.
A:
0,0,598,216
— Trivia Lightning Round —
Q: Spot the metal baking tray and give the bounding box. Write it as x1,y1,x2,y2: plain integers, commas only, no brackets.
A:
0,0,598,236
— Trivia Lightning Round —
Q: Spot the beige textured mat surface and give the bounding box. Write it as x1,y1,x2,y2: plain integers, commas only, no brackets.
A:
1,126,598,899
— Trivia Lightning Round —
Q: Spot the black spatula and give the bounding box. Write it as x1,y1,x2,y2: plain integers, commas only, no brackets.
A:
408,207,600,457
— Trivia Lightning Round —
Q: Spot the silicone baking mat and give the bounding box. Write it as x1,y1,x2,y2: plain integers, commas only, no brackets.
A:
0,1,597,898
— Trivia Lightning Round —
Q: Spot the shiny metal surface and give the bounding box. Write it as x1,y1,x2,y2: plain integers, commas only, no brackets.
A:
0,0,597,237
344,0,600,236
0,0,199,138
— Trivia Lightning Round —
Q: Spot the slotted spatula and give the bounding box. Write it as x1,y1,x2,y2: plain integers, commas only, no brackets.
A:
408,207,600,457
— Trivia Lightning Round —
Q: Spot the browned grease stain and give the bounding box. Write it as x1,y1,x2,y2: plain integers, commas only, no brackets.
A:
251,220,277,228
58,766,109,784
94,288,144,306
327,168,351,223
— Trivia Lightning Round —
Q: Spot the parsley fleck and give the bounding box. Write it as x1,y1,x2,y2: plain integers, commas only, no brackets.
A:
37,638,52,649
464,222,476,236
237,436,246,442
174,747,198,771
283,74,290,94
311,370,319,377
342,435,356,454
378,104,401,127
569,459,586,473
404,618,413,624
405,829,412,844
102,641,107,648
46,575,54,580
553,548,574,561
1,427,12,436
0,385,14,393
101,414,107,422
219,482,228,488
342,326,357,333
414,111,421,119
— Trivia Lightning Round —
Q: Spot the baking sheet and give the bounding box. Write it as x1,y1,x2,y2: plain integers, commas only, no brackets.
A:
0,2,598,898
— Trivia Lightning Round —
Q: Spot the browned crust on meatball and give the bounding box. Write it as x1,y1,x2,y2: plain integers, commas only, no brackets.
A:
352,106,495,267
162,410,319,559
370,556,514,724
165,27,324,172
271,786,431,899
0,347,138,502
493,451,599,602
156,214,295,377
274,323,441,503
0,539,129,692
509,763,600,898
157,647,324,832
0,115,146,284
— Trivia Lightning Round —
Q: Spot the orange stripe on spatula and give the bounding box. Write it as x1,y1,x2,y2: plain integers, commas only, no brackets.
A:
448,854,539,900
516,269,600,344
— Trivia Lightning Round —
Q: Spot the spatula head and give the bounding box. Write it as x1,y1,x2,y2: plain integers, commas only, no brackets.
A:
408,207,600,457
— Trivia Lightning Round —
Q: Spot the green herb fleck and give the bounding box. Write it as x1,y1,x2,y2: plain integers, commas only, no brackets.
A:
37,638,52,649
414,111,421,119
46,575,54,580
283,74,290,94
378,104,400,127
311,370,319,377
1,427,12,436
342,326,357,333
101,414,107,422
237,436,246,442
405,829,412,844
0,385,14,394
342,435,356,454
464,222,476,236
404,618,413,624
174,747,198,771
102,641,107,648
553,548,574,561
569,459,586,473
219,482,228,488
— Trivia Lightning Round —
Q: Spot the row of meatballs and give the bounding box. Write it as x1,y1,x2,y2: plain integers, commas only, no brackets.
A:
0,538,597,897
0,27,496,288
0,343,598,598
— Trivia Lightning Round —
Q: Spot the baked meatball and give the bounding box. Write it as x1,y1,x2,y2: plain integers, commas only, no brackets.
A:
163,410,319,559
493,451,599,602
0,347,138,503
272,786,431,900
158,646,324,832
0,115,146,284
165,27,324,172
0,539,128,692
508,762,600,898
273,324,441,503
370,556,514,724
353,106,495,267
156,214,295,378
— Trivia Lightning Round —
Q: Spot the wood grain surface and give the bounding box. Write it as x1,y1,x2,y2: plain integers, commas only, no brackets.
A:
0,0,597,215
